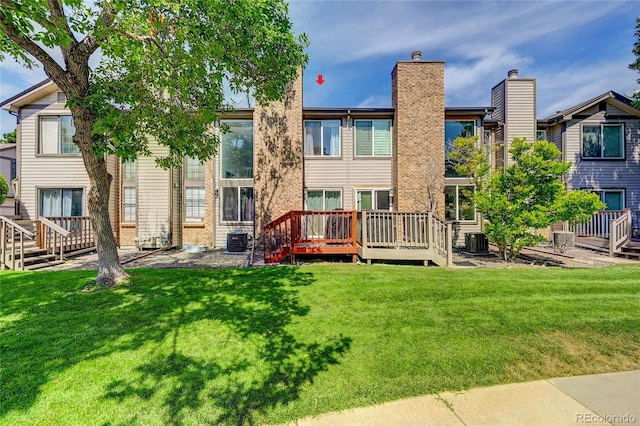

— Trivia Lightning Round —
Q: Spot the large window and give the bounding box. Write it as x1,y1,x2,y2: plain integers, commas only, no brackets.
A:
355,119,391,157
356,189,390,211
306,190,342,211
222,187,254,222
39,115,78,154
304,120,340,157
122,160,136,222
184,157,205,222
221,120,253,179
582,124,624,159
445,120,475,177
444,185,475,222
39,188,83,216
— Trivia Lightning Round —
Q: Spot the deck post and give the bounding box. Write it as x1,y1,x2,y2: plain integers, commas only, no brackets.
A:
446,222,453,267
362,211,368,259
427,212,433,249
1,221,5,268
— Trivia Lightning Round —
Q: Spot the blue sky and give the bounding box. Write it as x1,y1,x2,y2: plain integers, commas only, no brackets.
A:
0,0,638,135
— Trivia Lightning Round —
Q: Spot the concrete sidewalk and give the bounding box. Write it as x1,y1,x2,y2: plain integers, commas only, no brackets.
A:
294,370,639,426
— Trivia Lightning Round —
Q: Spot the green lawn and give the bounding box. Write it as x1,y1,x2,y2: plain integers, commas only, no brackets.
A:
1,265,639,425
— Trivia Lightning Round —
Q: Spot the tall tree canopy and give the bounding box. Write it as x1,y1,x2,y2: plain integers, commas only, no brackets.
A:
0,0,308,286
630,17,640,108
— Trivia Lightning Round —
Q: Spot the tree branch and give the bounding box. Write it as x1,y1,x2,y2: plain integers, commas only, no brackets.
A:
79,2,117,56
0,12,68,88
47,0,77,44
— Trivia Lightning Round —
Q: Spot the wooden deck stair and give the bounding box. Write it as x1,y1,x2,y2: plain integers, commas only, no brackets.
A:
616,241,640,260
1,216,95,271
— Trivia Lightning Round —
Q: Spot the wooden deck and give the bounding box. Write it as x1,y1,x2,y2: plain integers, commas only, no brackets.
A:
263,210,452,266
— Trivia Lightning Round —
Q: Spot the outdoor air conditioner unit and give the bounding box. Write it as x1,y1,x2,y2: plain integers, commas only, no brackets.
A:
465,232,489,253
227,232,248,252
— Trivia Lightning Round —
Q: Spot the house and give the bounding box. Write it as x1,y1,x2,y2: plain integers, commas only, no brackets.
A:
0,142,16,215
1,51,638,260
539,92,640,213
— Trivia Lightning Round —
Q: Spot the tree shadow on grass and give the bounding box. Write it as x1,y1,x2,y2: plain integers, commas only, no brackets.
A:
0,267,351,425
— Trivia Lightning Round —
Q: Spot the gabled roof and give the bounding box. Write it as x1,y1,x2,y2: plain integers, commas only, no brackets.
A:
542,91,640,124
0,79,57,113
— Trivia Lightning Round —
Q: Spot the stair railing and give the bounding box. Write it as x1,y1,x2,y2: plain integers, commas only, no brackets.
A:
0,215,36,271
39,217,71,262
609,209,631,257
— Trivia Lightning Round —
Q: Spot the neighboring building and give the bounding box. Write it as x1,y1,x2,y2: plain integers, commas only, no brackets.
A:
539,92,640,213
0,143,16,215
1,52,638,249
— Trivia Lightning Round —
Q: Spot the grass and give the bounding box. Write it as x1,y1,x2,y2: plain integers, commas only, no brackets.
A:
1,264,639,425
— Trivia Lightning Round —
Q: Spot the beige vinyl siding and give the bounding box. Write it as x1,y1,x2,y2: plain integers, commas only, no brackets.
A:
136,138,172,246
562,106,640,211
304,118,393,211
0,145,16,215
19,102,89,219
106,155,119,241
504,79,536,165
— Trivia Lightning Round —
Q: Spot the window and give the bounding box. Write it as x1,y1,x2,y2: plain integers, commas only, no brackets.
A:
445,120,475,177
222,187,254,222
39,115,78,154
356,189,390,211
221,120,253,179
582,124,624,159
184,157,205,222
122,160,136,222
354,119,391,157
586,189,625,211
306,190,342,211
445,185,475,221
39,188,83,216
537,130,547,141
304,120,340,157
185,187,205,221
123,187,136,222
10,160,16,181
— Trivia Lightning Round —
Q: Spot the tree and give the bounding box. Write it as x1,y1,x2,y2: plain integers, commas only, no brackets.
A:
0,174,7,205
630,17,640,108
0,130,16,143
0,0,308,286
451,137,605,261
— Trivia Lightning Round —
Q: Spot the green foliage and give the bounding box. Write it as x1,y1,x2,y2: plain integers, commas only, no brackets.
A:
0,0,308,166
630,17,640,108
0,130,16,144
448,136,490,190
451,137,606,261
0,174,8,205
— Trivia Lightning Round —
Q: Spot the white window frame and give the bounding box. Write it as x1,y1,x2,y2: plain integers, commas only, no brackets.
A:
38,114,79,155
304,120,341,157
444,185,476,222
355,188,391,211
354,119,392,157
122,160,137,223
221,186,254,223
304,189,343,211
581,123,624,160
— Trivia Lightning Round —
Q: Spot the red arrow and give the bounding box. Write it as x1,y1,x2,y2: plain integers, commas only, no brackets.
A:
316,74,325,85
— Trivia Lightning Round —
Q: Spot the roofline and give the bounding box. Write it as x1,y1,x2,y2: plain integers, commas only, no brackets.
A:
542,91,639,124
0,79,54,111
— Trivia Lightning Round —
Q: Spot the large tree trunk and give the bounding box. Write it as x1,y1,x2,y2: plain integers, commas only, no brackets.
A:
74,107,129,287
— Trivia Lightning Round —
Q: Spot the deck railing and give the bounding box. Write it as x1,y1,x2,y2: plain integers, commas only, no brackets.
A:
569,210,625,238
0,215,35,270
40,217,71,262
263,210,357,264
608,210,631,256
44,216,95,251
